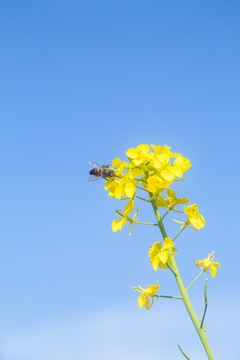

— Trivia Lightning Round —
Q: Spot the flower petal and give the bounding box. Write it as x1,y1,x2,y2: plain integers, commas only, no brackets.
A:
124,182,136,198
112,158,122,169
163,237,174,249
126,148,138,159
112,218,127,232
138,294,149,309
137,144,150,155
124,200,135,214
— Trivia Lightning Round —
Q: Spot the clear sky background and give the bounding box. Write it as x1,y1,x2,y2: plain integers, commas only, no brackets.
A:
0,1,240,359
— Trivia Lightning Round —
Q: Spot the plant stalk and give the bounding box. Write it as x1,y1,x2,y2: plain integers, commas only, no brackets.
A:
150,197,215,360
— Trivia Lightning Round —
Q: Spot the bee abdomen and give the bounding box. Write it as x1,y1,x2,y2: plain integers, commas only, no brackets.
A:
89,168,102,177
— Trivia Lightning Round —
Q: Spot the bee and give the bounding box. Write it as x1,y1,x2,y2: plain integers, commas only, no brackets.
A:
89,161,116,180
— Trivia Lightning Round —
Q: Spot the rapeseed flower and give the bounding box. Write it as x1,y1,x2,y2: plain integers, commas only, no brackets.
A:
149,238,177,270
104,158,144,199
174,204,205,230
112,200,138,235
126,144,151,166
112,157,127,174
104,144,192,200
156,188,189,209
133,282,160,310
171,155,191,177
105,176,136,199
184,204,205,229
146,175,171,196
195,252,221,278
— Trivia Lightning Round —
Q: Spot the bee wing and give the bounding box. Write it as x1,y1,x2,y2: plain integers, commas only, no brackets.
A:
88,176,101,181
89,161,102,169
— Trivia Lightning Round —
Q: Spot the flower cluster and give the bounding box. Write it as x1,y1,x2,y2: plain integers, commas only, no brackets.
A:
100,144,220,312
105,144,202,236
105,144,191,200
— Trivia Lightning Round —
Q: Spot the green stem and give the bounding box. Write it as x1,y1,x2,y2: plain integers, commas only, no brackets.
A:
161,208,171,220
178,344,191,360
135,195,149,202
187,270,204,291
201,279,208,329
172,227,186,242
135,221,158,226
155,295,182,300
167,263,177,276
136,186,148,192
199,313,208,341
150,196,215,360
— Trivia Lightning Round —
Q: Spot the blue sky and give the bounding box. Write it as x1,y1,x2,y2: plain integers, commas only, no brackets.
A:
0,1,240,359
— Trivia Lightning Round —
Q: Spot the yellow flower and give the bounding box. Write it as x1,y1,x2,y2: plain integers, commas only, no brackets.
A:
112,200,138,235
150,144,180,157
156,188,189,209
184,204,205,229
126,144,151,166
146,175,171,196
104,158,140,199
148,152,170,171
149,238,177,271
174,204,205,230
128,167,145,180
105,176,136,199
133,282,160,310
195,252,221,278
104,144,192,200
171,155,191,177
111,157,127,175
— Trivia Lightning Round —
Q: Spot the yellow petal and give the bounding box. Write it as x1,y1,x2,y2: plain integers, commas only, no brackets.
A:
112,218,127,232
212,262,221,268
191,214,205,229
203,259,211,268
138,294,149,309
124,182,135,198
114,185,124,199
211,265,217,278
177,197,190,205
144,282,160,296
129,222,133,236
137,144,150,154
126,148,138,159
158,250,169,264
132,159,144,166
112,158,122,168
171,166,183,178
166,188,176,200
124,199,134,214
184,204,198,215
130,168,144,178
163,237,174,249
195,260,204,266
150,257,160,271
151,157,162,169
156,197,169,207
161,169,175,181
174,156,191,172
